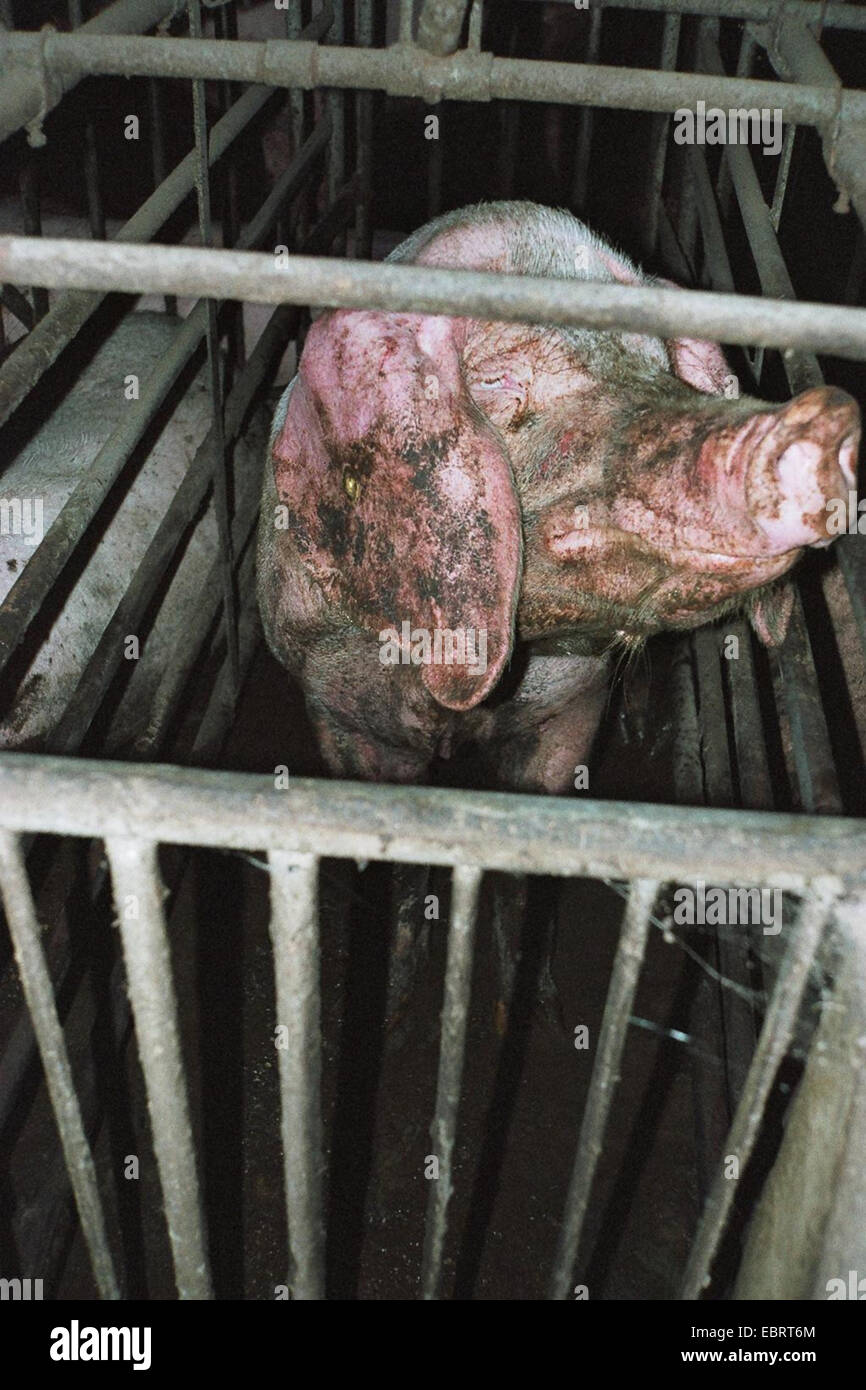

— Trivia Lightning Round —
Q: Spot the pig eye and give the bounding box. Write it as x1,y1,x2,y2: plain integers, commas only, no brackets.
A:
343,469,361,502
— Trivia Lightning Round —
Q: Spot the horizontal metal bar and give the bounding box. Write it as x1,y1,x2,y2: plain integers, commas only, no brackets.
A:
680,877,837,1299
2,235,866,358
535,0,866,32
0,120,329,685
104,836,212,1299
421,864,481,1300
0,830,121,1300
0,33,860,128
549,877,659,1299
0,0,176,149
0,754,862,888
268,852,324,1301
0,1,331,432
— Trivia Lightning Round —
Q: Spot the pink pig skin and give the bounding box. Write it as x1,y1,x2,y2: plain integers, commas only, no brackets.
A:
257,201,859,794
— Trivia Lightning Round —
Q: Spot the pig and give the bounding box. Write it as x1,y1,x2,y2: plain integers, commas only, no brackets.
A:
256,199,859,1016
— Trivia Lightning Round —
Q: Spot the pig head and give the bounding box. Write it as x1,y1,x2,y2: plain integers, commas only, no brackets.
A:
257,201,859,792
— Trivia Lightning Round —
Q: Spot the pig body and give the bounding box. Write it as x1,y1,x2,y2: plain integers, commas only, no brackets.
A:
258,201,859,792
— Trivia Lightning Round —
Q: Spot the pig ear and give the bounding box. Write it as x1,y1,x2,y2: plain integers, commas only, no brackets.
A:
654,277,738,396
748,582,795,647
667,336,736,397
270,310,522,711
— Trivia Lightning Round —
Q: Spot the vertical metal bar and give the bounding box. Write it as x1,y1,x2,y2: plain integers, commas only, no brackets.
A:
427,109,443,219
215,0,244,369
421,864,481,1300
354,0,373,259
326,0,346,217
0,831,121,1300
680,877,838,1300
644,13,681,255
19,157,49,322
68,0,106,241
187,0,240,700
105,835,212,1299
570,7,602,212
147,76,177,315
399,0,415,44
549,877,659,1300
268,852,324,1301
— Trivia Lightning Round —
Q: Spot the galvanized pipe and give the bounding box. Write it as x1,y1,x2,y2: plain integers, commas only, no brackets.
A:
0,0,177,148
105,836,212,1299
0,32,860,128
0,0,333,431
549,878,659,1300
0,754,861,889
421,865,481,1299
535,0,866,28
4,234,866,359
680,878,838,1299
0,830,121,1300
268,853,325,1301
0,119,330,685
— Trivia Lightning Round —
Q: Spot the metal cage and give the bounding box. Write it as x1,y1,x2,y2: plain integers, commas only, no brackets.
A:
0,0,864,1301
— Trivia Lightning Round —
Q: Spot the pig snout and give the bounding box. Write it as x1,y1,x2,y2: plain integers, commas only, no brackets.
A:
744,386,860,553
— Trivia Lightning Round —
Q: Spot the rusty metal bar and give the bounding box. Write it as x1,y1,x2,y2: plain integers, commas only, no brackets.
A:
0,0,176,148
417,0,470,55
549,878,659,1299
680,878,838,1298
4,235,866,359
0,756,862,889
0,119,330,686
0,830,121,1300
0,32,861,129
105,836,212,1300
421,864,481,1300
268,852,324,1301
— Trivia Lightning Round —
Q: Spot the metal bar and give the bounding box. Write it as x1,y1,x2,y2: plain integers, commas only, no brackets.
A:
421,864,481,1299
326,1,346,227
699,30,821,394
549,878,659,1299
0,0,333,432
570,6,602,213
354,0,373,260
770,19,866,233
0,830,121,1300
417,0,470,55
188,0,240,699
644,13,680,257
18,157,49,322
689,145,735,293
105,836,212,1299
0,33,861,128
0,0,178,148
680,877,838,1298
399,0,415,44
4,233,866,358
525,0,866,28
0,755,862,888
68,0,106,242
268,852,324,1301
46,308,291,755
0,81,275,430
773,589,842,814
0,120,330,686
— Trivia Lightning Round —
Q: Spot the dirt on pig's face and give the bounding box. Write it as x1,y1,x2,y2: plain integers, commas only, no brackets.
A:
480,328,860,649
